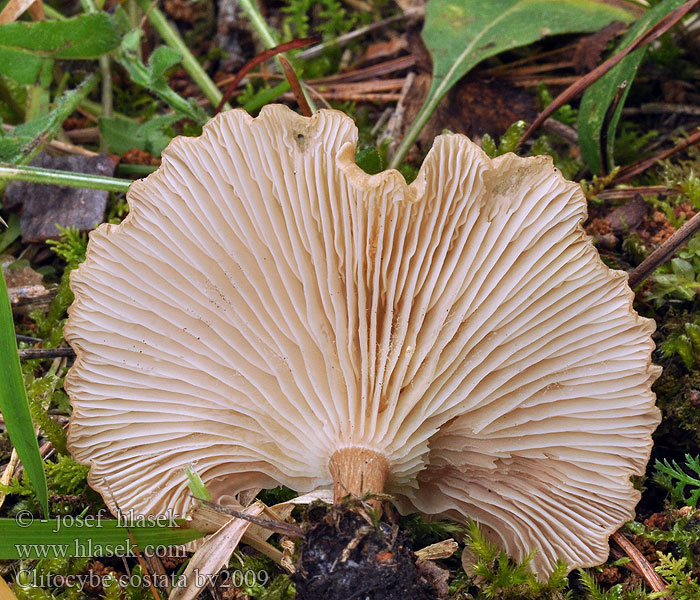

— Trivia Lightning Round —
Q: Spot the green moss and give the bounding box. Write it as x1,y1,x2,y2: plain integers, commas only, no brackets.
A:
456,520,570,599
1,454,97,517
655,552,700,599
32,226,88,345
401,513,465,549
25,366,67,455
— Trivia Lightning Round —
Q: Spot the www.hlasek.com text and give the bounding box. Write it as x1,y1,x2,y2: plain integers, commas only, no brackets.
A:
14,541,188,559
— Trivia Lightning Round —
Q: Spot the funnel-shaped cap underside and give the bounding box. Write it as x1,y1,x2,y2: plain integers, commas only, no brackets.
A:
65,105,659,576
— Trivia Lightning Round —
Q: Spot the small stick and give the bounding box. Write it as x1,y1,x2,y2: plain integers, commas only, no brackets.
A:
65,127,100,144
623,102,700,116
484,60,575,77
615,128,700,183
0,449,20,511
48,139,99,157
1,125,98,157
312,79,406,94
192,496,305,538
284,92,402,103
371,108,393,137
296,11,419,60
381,72,416,159
519,0,700,146
541,118,578,145
628,209,700,288
16,334,42,343
301,83,333,110
311,56,416,85
597,186,673,200
214,37,320,116
279,56,312,117
18,347,75,360
611,531,667,592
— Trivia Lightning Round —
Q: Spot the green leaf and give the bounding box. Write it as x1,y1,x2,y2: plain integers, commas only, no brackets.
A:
0,268,49,517
116,31,208,125
0,75,98,164
579,0,687,174
390,0,635,167
0,518,204,558
355,147,384,175
654,455,700,508
99,114,181,156
149,46,183,78
671,258,695,280
0,14,120,85
0,213,20,254
185,466,212,501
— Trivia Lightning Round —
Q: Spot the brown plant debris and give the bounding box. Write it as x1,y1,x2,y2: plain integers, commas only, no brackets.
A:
121,148,161,166
573,21,627,74
401,73,536,151
607,194,648,234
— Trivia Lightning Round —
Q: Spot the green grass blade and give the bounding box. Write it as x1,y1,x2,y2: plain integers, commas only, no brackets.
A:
0,268,49,516
578,0,687,174
0,163,131,192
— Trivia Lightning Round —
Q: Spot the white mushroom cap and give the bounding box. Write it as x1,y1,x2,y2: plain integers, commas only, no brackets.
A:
65,105,659,576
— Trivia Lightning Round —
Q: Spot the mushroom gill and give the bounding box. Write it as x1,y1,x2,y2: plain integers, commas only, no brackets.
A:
65,105,660,576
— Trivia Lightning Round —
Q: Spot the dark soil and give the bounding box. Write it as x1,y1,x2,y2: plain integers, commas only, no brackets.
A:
293,502,443,600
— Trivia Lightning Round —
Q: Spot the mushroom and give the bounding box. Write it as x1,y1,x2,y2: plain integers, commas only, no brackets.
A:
64,105,660,577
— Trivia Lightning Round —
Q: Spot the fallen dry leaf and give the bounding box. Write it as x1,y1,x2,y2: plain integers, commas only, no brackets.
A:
170,503,264,600
573,21,627,74
0,0,44,24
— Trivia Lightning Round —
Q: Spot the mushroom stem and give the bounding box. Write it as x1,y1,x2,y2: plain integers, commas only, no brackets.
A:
328,447,389,503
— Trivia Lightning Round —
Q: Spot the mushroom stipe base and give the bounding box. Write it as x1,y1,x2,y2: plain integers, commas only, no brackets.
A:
293,502,444,600
329,447,390,503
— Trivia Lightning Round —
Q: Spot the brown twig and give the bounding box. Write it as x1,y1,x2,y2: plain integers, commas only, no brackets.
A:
483,43,579,73
597,186,674,200
214,37,320,116
284,92,401,103
623,102,700,116
300,83,333,109
542,118,578,145
295,11,418,60
615,127,700,183
608,546,647,579
499,75,588,87
65,127,100,143
484,60,575,77
611,531,667,592
18,347,75,360
1,124,97,156
279,55,312,116
311,56,416,85
381,72,416,158
16,334,42,343
519,0,700,146
628,208,700,287
314,79,406,94
192,497,306,538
